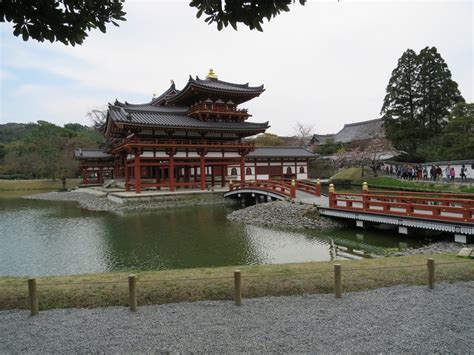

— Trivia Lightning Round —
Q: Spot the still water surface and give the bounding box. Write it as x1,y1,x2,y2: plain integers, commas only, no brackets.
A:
0,192,428,277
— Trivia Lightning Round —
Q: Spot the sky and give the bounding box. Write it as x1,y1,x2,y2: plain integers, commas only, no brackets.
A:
0,0,472,136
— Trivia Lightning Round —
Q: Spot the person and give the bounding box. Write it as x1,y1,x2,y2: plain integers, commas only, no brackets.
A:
450,167,455,183
444,166,451,183
436,165,442,182
423,166,428,180
460,164,467,183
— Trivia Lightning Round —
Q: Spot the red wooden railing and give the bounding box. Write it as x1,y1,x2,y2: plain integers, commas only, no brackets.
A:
283,179,321,197
113,138,255,153
328,189,474,224
229,180,295,199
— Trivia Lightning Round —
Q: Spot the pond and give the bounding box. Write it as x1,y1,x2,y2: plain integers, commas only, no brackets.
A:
0,191,429,277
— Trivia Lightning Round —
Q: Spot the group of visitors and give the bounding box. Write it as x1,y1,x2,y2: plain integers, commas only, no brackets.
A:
382,164,469,183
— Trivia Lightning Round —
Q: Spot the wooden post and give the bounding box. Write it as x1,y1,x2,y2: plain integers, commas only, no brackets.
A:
134,149,141,193
427,258,435,289
362,181,369,210
329,184,335,208
234,270,242,306
169,155,175,192
239,155,245,184
28,278,39,316
334,264,342,298
316,178,321,196
128,274,137,311
290,179,296,199
200,154,206,191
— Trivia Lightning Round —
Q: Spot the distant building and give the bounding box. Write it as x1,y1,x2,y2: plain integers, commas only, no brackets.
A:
309,118,384,147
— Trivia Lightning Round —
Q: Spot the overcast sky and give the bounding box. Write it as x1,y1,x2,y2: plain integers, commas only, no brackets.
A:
0,0,472,135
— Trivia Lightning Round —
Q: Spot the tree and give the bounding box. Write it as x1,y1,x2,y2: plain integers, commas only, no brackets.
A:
381,47,464,161
293,121,313,147
381,49,420,159
1,0,126,46
437,102,474,160
254,133,285,146
314,138,343,155
417,47,464,136
191,0,306,31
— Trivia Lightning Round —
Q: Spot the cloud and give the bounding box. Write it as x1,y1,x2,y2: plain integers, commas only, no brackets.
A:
1,1,472,134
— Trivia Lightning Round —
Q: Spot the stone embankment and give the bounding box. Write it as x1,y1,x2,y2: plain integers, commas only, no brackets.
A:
24,190,228,212
227,200,343,230
389,241,473,257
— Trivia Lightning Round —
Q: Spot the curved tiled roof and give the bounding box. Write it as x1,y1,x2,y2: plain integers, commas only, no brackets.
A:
248,146,316,158
74,148,112,159
166,75,264,105
114,83,180,108
107,104,269,132
333,118,384,143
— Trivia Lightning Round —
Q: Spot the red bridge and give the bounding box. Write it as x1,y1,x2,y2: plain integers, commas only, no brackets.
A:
225,180,474,243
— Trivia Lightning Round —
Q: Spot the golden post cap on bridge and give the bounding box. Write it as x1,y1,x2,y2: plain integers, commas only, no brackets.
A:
316,178,320,185
362,181,368,191
329,183,335,193
291,179,296,186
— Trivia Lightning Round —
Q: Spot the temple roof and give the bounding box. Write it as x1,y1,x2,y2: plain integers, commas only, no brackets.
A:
334,118,384,143
248,147,316,158
311,118,384,145
74,148,113,160
114,83,179,108
165,75,265,106
106,104,269,134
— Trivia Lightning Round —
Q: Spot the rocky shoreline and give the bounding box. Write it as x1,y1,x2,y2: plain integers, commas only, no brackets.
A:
23,189,229,212
388,241,473,257
227,200,344,230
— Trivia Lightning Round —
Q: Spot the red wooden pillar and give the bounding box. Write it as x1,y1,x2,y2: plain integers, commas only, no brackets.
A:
329,184,335,208
221,164,226,187
125,156,130,192
240,155,245,184
211,166,215,187
169,155,175,192
82,167,88,184
200,154,206,190
134,149,141,193
194,166,199,182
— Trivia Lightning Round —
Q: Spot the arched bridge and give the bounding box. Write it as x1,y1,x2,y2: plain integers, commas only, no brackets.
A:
225,179,474,243
224,179,322,202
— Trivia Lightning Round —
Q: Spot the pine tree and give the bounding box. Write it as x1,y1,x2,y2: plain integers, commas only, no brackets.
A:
381,47,464,161
417,47,464,136
381,49,420,158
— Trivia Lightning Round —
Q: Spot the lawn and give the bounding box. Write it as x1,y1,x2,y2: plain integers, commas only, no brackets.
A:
1,254,472,311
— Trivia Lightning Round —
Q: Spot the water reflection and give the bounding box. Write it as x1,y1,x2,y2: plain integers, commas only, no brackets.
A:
0,196,428,277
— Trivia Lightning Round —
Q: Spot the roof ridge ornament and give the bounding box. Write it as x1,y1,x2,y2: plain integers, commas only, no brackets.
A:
206,68,218,80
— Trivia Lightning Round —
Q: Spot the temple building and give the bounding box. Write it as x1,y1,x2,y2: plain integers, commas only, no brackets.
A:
75,70,315,192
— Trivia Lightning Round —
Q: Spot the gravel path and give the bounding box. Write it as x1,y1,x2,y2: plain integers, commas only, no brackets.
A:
1,282,472,353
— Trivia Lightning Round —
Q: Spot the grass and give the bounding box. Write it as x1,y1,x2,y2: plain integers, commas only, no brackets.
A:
330,167,375,183
0,179,82,191
367,176,474,193
1,254,472,311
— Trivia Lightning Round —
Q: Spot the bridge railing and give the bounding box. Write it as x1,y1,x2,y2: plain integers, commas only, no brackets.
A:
229,180,295,198
282,179,321,197
328,184,474,224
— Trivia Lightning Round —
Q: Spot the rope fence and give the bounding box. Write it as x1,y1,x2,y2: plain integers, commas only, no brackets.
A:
0,258,471,316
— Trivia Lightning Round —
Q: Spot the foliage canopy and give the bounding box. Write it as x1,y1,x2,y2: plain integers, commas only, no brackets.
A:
381,47,464,160
1,0,126,46
190,0,306,31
